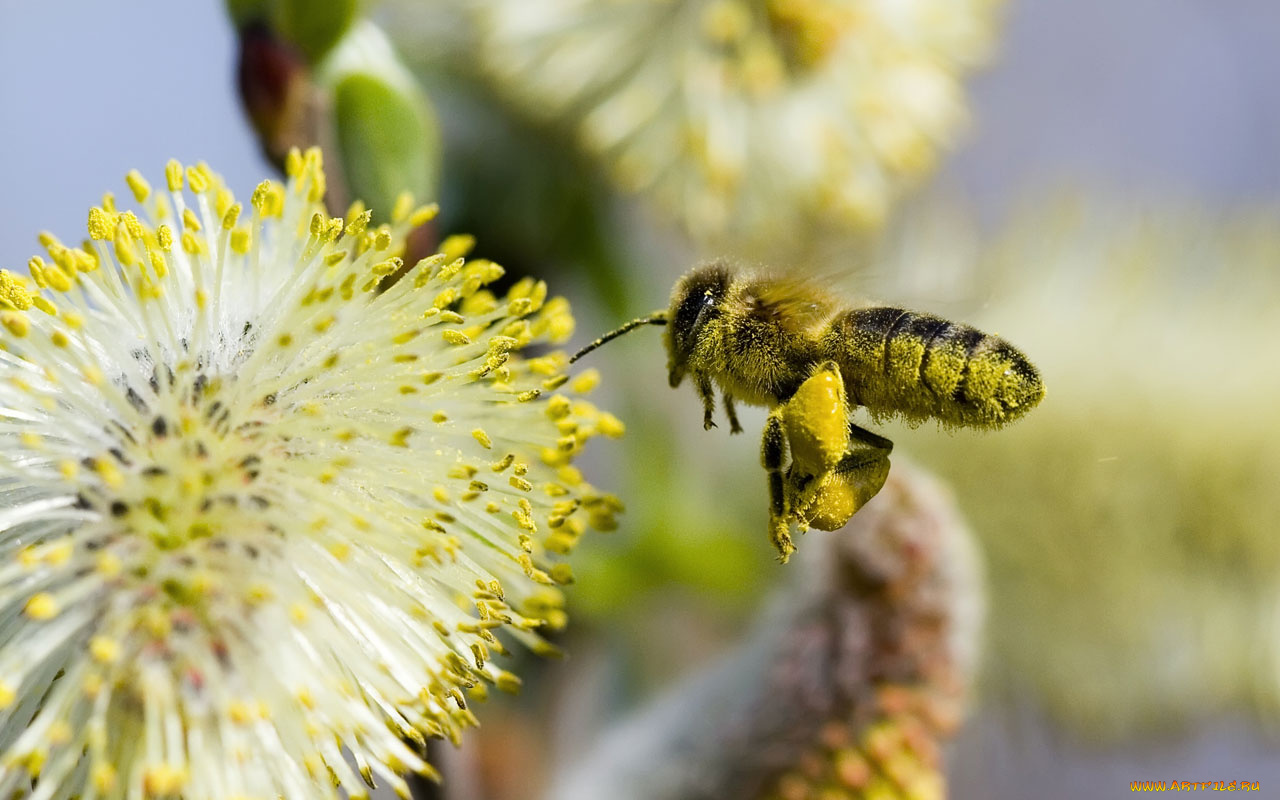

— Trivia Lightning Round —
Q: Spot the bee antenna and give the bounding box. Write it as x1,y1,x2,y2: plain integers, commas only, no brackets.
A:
570,311,668,363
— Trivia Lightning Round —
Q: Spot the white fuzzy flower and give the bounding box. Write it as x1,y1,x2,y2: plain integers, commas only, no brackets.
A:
0,149,621,799
476,0,1003,248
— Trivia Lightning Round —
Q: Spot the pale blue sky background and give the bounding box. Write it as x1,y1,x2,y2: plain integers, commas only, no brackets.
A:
0,0,271,268
2,0,1278,270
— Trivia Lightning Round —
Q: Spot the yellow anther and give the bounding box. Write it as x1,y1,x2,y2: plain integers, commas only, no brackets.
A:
2,312,30,337
507,277,534,300
156,225,174,250
372,257,403,276
546,308,575,343
309,213,325,238
121,210,144,239
114,223,138,267
182,208,202,233
165,159,184,191
307,168,327,202
147,247,168,279
230,228,251,255
126,169,151,202
251,180,277,214
214,186,234,219
0,270,34,310
433,287,460,309
95,552,122,578
0,681,13,709
408,203,440,227
550,563,575,585
87,207,114,240
143,763,188,796
92,763,117,792
546,395,572,420
24,592,59,620
90,636,120,664
439,234,476,262
285,147,304,177
72,247,97,272
181,232,203,255
488,335,519,354
471,428,493,449
442,329,471,346
221,203,241,230
244,584,274,605
228,701,254,724
598,413,626,438
391,191,415,223
41,260,73,293
185,165,210,193
570,369,601,394
94,458,124,488
345,208,371,238
510,476,533,492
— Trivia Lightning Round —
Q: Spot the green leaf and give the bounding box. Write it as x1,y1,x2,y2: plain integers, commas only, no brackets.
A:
273,0,359,63
333,72,441,216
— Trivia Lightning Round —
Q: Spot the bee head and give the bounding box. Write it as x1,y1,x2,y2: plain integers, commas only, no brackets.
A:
665,263,732,388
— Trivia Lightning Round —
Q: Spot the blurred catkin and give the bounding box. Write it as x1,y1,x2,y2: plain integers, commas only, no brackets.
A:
469,0,1004,257
549,464,982,800
879,196,1280,737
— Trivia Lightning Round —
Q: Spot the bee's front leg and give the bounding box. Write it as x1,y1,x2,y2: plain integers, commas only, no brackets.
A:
723,394,743,435
762,407,794,563
695,374,717,430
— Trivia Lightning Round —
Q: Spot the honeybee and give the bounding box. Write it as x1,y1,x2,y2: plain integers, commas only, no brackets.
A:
571,262,1044,562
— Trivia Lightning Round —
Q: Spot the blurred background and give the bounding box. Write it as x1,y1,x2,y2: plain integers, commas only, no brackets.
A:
3,1,1279,797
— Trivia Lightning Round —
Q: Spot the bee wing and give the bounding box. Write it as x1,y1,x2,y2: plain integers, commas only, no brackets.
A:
739,268,847,333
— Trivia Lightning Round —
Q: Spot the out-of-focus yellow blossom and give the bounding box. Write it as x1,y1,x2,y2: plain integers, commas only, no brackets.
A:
885,197,1280,735
475,0,1003,250
0,149,621,798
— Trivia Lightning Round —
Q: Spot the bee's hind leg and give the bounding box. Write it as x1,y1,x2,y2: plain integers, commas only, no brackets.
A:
696,374,718,430
848,423,894,453
723,394,743,435
762,407,795,563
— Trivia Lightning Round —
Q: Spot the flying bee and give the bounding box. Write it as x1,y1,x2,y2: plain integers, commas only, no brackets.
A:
571,262,1045,562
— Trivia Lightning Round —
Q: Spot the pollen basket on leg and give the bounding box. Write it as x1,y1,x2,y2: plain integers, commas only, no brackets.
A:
0,150,620,800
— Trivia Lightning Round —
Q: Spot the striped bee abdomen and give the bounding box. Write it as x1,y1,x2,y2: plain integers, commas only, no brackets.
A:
823,307,1044,429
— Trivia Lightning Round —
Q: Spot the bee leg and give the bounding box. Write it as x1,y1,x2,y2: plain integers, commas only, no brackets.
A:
768,472,794,563
696,374,718,430
762,406,788,472
723,394,743,435
797,424,893,531
762,407,795,563
848,423,894,453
